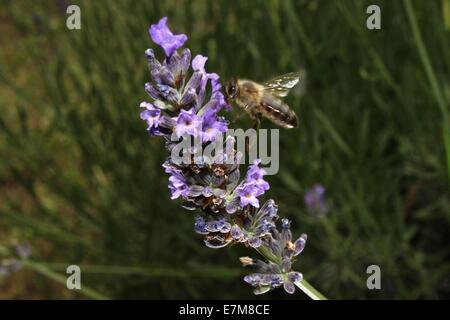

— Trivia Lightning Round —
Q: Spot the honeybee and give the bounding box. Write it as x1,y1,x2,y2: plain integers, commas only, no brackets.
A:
225,72,303,129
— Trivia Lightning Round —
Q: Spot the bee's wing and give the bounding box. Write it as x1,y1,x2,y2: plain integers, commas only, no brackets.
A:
263,71,305,98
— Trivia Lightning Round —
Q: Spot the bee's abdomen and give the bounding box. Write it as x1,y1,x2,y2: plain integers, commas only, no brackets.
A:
259,96,298,129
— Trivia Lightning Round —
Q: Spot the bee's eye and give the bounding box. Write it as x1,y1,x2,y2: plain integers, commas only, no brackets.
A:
226,81,237,98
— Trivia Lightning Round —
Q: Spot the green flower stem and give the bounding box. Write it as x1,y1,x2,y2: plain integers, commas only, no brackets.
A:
257,245,327,300
294,279,327,300
256,245,282,265
23,260,109,300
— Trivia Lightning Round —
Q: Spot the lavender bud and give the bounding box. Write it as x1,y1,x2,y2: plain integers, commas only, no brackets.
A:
294,233,308,256
187,185,204,197
281,257,291,273
180,87,197,106
248,237,262,248
145,48,162,71
145,82,161,100
283,281,295,294
288,271,303,283
184,72,202,94
204,236,231,249
194,216,208,235
231,224,244,240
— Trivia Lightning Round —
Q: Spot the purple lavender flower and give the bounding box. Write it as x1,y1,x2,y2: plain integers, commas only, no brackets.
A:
192,54,209,102
206,72,229,112
229,160,270,209
304,184,328,217
209,73,221,93
164,164,189,199
140,102,161,131
168,173,189,199
175,108,202,137
192,54,208,72
236,184,261,208
149,17,187,57
246,159,270,192
201,109,227,142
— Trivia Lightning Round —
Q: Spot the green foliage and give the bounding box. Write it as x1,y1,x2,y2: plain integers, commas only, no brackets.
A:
0,0,449,299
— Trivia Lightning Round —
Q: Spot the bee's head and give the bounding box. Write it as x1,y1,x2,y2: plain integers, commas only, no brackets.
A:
225,78,238,102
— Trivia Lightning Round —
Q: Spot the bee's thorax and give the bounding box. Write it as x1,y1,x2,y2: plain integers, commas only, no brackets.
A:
235,80,264,109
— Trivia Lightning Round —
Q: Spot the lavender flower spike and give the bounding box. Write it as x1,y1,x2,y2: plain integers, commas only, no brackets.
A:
139,17,326,299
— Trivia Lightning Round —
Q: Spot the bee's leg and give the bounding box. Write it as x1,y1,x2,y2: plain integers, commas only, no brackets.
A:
252,116,261,131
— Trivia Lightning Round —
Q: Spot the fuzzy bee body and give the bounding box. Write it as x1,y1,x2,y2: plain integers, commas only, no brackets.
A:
225,72,302,129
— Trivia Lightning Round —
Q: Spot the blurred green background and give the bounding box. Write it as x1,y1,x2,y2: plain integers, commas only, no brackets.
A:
1,0,449,299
